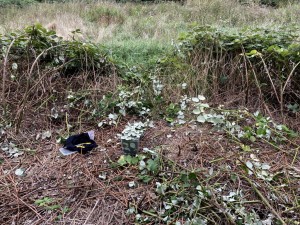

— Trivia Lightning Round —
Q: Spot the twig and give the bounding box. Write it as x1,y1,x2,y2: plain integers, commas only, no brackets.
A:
283,205,300,214
142,210,164,220
83,199,99,225
66,112,70,136
12,193,44,221
281,61,300,114
291,146,299,166
242,175,286,225
245,55,274,117
259,55,280,106
2,37,16,115
14,44,64,133
208,188,236,224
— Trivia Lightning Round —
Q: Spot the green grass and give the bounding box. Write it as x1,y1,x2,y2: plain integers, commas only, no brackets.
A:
0,0,299,65
104,39,172,68
1,0,299,94
1,0,300,41
0,0,299,68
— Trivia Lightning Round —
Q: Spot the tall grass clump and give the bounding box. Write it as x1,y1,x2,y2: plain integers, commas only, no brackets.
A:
85,5,125,26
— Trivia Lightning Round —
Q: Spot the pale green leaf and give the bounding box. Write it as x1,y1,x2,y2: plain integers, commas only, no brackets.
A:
197,115,206,123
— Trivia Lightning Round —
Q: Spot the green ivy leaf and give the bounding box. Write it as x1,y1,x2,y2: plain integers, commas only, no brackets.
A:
241,144,251,152
138,174,153,183
117,155,127,166
197,115,206,123
188,172,197,180
192,108,201,115
249,136,256,142
146,158,159,173
257,127,266,136
130,156,139,165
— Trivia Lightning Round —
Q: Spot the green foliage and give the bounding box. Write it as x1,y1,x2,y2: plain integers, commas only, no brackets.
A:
105,40,170,69
178,25,300,106
117,153,160,176
116,148,286,224
117,154,140,166
35,196,68,211
180,95,299,144
0,24,113,76
165,103,180,122
180,25,299,60
34,196,69,220
287,103,299,113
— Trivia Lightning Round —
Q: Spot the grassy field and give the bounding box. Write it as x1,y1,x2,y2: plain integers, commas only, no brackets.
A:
0,0,300,224
1,0,300,41
1,0,299,73
1,0,300,69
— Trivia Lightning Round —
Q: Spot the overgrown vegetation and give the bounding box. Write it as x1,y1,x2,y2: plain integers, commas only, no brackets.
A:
0,0,299,224
174,25,300,111
1,23,115,134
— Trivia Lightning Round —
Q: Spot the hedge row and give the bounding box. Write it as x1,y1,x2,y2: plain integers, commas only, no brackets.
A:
178,25,300,106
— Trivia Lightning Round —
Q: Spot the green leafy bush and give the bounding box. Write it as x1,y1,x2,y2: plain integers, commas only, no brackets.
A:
0,24,117,130
0,24,113,76
178,25,300,108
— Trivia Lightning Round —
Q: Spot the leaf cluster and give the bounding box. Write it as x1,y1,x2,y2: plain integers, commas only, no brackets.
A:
1,24,114,77
180,25,300,64
178,25,300,106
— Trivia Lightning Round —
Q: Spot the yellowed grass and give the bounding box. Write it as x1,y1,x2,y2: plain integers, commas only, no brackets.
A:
0,0,299,43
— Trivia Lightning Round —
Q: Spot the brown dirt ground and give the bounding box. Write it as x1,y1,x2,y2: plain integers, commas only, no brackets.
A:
1,118,299,224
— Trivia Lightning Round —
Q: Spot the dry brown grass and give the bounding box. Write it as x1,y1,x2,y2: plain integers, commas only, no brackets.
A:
1,0,300,42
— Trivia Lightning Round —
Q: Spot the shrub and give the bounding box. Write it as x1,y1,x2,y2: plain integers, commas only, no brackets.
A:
178,25,300,109
0,24,114,76
0,24,117,131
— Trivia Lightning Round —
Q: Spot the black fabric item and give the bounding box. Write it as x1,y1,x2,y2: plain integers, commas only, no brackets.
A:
64,133,97,154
